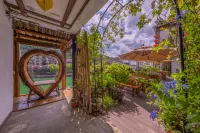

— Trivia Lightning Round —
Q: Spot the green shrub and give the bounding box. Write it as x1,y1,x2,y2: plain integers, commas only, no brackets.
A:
48,64,59,73
103,95,114,110
66,63,72,73
105,63,132,84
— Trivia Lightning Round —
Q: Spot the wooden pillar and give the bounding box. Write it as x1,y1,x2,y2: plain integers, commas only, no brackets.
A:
62,50,66,89
84,31,92,113
72,34,77,87
13,36,20,97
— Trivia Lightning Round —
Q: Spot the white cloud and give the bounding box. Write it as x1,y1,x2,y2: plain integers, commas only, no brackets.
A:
83,0,156,57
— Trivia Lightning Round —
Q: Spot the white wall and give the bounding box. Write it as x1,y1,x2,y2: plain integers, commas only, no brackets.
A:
0,1,13,125
171,61,180,73
160,29,169,42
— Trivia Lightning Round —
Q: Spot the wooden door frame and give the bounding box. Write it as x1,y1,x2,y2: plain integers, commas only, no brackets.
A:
13,32,68,97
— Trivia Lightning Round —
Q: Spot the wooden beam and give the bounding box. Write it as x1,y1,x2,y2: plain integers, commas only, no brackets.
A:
16,30,69,44
15,0,27,15
17,38,61,49
71,0,90,27
4,1,71,27
14,37,20,97
18,35,63,45
62,50,67,89
61,0,77,27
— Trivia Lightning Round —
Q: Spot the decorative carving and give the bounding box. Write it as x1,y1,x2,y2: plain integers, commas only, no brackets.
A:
5,10,19,19
18,49,65,98
13,19,72,40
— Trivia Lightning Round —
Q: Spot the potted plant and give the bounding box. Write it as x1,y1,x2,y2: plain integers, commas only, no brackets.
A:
71,98,79,108
91,97,102,112
117,88,125,102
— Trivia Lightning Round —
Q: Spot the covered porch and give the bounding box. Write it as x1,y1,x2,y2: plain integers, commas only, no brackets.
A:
0,0,106,127
0,92,163,133
0,0,165,133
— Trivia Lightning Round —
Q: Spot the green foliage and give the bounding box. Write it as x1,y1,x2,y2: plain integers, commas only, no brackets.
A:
103,95,115,110
105,63,132,84
48,64,59,73
139,1,200,132
78,0,200,131
66,63,72,73
136,65,160,76
149,80,184,131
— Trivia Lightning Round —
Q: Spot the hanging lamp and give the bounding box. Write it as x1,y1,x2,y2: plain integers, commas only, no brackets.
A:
36,0,53,12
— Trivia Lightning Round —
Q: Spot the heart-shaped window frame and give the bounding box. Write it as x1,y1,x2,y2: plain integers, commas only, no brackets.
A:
18,49,65,98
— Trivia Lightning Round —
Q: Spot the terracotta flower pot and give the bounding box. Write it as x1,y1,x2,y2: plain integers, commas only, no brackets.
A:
71,98,79,108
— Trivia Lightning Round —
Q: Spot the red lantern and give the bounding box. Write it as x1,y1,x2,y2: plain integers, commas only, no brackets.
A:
154,34,158,38
154,39,159,43
153,44,158,47
151,1,155,9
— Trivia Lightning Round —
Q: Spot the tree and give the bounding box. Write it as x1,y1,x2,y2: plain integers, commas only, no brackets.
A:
66,63,72,73
48,64,59,73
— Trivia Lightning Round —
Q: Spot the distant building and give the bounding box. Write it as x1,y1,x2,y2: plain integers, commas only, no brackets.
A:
105,56,123,64
154,19,180,74
66,59,72,63
20,45,58,67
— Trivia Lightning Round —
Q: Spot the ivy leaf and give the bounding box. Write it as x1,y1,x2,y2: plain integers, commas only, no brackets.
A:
186,114,197,120
197,0,200,7
177,0,183,7
185,123,200,130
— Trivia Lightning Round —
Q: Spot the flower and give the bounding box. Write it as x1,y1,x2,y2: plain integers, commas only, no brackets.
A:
184,33,188,37
168,130,173,133
150,110,157,121
174,90,178,93
153,94,157,99
170,18,174,21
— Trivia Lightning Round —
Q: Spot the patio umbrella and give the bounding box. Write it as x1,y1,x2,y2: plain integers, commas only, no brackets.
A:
119,46,177,62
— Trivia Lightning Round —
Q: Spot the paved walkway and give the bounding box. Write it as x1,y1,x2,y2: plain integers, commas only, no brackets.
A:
0,93,164,133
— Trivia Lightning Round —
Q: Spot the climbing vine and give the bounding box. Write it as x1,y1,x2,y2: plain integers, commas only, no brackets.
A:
77,0,200,131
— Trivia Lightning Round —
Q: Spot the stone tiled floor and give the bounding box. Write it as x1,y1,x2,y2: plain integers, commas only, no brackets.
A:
0,92,164,133
13,89,73,111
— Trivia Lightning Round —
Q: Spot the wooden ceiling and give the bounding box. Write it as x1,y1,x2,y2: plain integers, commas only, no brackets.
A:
4,0,107,33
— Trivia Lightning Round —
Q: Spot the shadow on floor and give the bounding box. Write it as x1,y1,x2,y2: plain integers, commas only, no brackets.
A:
0,92,163,133
0,100,116,133
103,92,164,133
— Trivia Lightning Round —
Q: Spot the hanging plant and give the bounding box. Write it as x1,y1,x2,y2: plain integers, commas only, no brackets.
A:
36,0,53,12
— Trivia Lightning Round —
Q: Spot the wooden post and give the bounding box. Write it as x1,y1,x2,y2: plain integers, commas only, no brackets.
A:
13,36,20,97
72,34,77,87
62,50,66,89
83,31,92,113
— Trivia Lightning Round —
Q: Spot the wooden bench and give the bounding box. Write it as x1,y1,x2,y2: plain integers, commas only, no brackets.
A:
117,81,141,97
27,80,60,102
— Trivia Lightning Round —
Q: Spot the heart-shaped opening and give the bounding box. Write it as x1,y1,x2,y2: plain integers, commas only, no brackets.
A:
19,49,65,98
27,55,60,91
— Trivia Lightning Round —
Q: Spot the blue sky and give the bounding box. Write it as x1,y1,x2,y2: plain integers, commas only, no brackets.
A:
83,0,155,57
